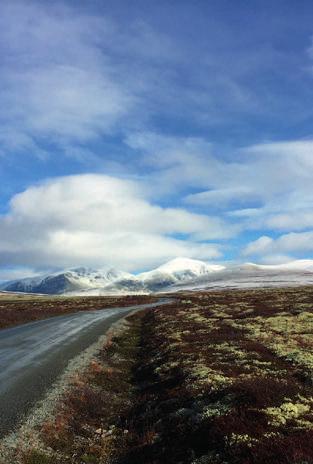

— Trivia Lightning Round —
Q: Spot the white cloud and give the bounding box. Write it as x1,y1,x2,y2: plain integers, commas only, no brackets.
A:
0,267,40,282
263,211,313,231
0,1,175,156
244,231,313,258
243,236,274,256
185,187,259,207
254,255,294,265
0,3,136,151
125,131,222,196
127,133,313,238
1,2,313,268
0,174,229,271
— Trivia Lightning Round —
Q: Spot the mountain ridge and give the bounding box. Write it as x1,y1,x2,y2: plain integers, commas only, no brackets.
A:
2,258,313,295
0,258,224,295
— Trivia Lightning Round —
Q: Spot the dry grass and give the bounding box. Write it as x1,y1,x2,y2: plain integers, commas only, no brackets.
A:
16,311,147,464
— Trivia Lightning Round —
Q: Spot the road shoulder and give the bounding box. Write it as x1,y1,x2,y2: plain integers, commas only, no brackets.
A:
0,305,146,464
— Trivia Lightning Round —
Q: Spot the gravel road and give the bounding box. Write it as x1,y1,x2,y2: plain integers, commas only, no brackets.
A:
0,299,168,436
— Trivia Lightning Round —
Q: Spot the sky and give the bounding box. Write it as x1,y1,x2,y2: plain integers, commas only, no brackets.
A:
1,0,313,278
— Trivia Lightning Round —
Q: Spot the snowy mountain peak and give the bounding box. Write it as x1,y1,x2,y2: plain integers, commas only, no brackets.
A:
0,266,132,295
0,257,225,295
2,257,313,296
156,257,225,274
61,267,132,289
137,257,225,290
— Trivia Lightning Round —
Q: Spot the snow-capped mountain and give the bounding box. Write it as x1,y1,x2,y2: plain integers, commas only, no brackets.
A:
2,258,313,295
138,257,225,291
170,259,313,291
0,258,224,295
0,267,133,295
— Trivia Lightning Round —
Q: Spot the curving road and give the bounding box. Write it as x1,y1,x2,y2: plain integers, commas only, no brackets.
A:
0,299,169,437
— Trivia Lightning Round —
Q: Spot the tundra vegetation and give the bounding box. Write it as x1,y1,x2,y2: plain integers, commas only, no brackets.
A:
2,287,313,463
0,293,155,329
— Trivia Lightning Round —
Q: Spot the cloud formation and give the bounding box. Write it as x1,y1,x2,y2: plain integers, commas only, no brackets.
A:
0,1,168,156
128,132,313,226
0,10,124,153
1,0,304,159
244,231,313,261
1,1,313,271
0,174,228,271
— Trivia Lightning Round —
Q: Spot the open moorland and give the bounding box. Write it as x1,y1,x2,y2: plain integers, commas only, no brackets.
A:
2,286,313,464
0,292,156,329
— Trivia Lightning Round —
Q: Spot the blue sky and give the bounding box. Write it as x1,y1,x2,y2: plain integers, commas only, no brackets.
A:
1,0,313,278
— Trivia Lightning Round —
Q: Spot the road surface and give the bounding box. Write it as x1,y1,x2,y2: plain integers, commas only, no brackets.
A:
0,299,169,437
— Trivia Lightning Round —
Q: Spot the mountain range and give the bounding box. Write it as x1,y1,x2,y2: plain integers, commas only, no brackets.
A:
1,257,313,295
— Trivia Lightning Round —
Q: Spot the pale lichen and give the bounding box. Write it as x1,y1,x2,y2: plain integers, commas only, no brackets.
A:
227,433,258,448
264,396,313,428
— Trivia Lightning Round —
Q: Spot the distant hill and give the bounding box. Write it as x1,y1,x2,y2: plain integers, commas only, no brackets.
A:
1,258,313,295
